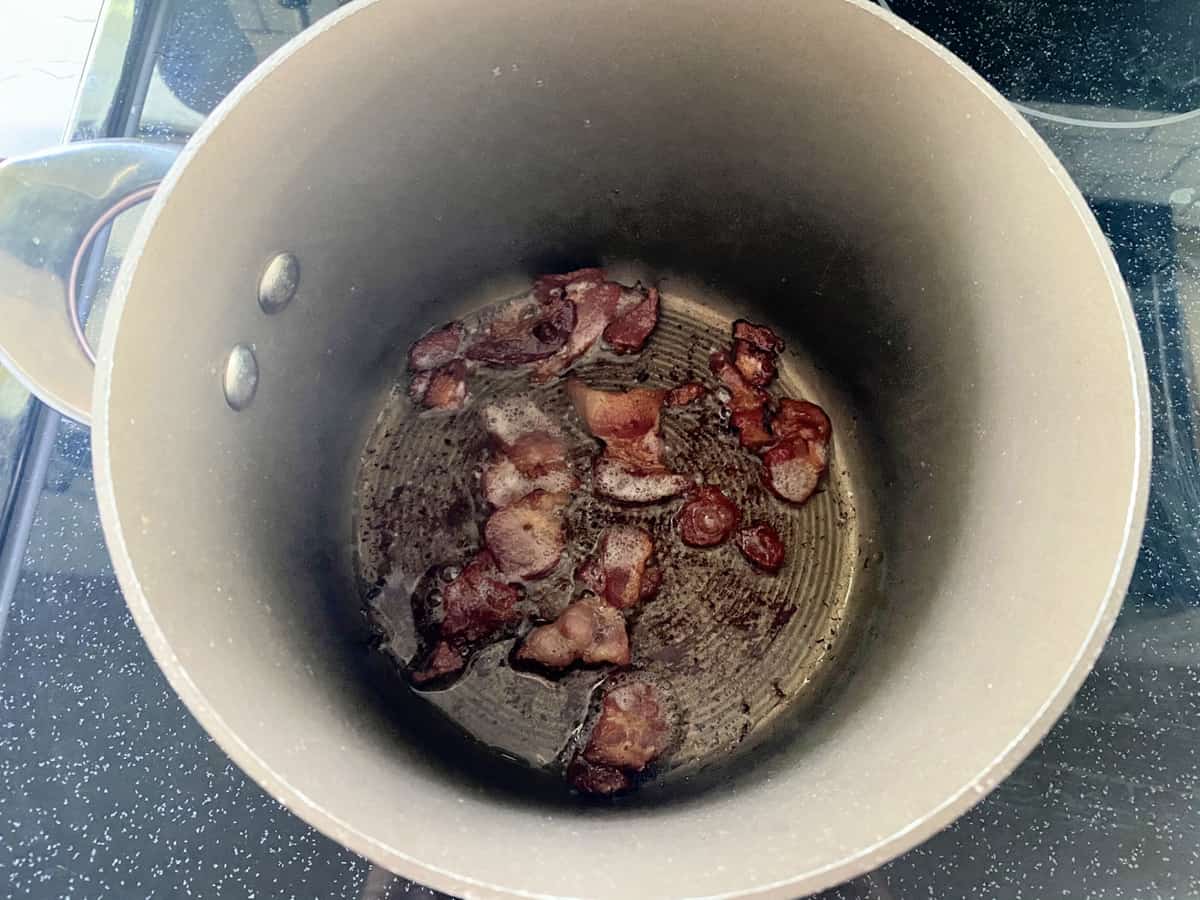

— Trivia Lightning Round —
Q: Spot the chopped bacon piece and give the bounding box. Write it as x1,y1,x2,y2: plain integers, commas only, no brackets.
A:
515,596,630,669
482,398,559,450
408,322,465,371
677,486,741,547
568,377,690,502
666,382,706,406
761,436,829,505
711,347,776,449
410,640,465,685
567,377,666,443
531,280,624,382
532,267,607,303
733,339,778,387
440,550,522,643
770,398,832,443
603,286,659,353
465,294,576,365
732,319,785,353
734,523,786,573
484,490,568,579
730,407,773,450
761,399,832,505
710,350,769,412
582,682,671,771
577,525,660,609
482,456,578,509
419,359,468,411
479,401,578,507
568,758,632,795
407,369,432,405
592,457,690,504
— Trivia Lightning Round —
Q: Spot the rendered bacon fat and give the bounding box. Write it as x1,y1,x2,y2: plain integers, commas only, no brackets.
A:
484,490,568,580
677,486,741,547
515,596,630,669
577,525,661,609
567,377,689,503
734,523,786,573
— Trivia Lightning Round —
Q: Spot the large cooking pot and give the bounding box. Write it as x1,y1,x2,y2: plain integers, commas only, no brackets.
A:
0,0,1150,896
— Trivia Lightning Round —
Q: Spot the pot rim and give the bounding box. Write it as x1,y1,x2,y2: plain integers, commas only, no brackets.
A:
92,0,1152,896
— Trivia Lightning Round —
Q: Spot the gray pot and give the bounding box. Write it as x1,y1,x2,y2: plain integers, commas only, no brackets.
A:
0,0,1150,896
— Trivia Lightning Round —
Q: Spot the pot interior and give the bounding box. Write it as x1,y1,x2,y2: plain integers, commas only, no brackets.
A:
96,0,1145,896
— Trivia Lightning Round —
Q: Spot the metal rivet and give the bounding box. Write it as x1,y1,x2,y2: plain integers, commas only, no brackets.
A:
223,343,259,411
258,252,299,314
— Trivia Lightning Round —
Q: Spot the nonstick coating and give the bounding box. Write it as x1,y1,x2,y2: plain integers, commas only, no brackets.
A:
355,277,881,788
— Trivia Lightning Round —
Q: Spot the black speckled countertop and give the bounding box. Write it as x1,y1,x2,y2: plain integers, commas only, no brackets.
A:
3,1,1200,897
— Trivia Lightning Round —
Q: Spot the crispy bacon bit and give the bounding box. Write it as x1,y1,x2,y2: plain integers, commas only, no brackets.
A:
568,377,690,503
482,456,578,509
582,682,671,771
482,399,558,449
515,596,630,669
410,640,465,685
532,267,607,303
710,349,774,449
466,294,576,365
733,319,785,354
592,458,690,503
733,339,777,387
577,525,660,609
666,382,706,406
480,401,578,507
531,281,624,382
730,407,773,450
408,322,465,371
408,369,432,404
761,437,829,505
568,758,632,795
419,359,468,411
603,286,659,353
484,490,568,579
734,523,786,573
762,399,832,505
567,378,666,443
771,398,832,443
440,550,522,643
677,486,741,547
710,350,769,411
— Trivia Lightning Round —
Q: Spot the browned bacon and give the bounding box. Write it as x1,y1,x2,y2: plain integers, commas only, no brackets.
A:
676,486,741,547
734,523,786,573
515,596,630,669
484,490,569,579
576,525,661,610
